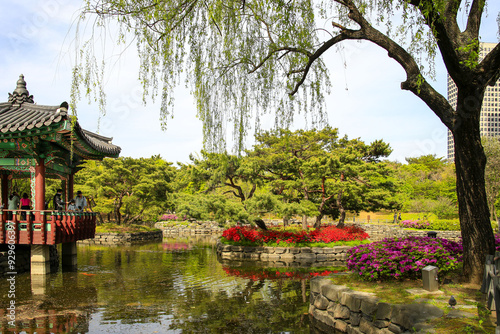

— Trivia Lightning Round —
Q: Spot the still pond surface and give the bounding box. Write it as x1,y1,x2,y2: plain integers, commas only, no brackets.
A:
0,237,340,333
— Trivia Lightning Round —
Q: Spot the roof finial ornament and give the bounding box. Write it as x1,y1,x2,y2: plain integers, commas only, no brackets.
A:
8,74,34,106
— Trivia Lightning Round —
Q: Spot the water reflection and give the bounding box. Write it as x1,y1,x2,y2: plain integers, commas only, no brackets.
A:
0,237,339,333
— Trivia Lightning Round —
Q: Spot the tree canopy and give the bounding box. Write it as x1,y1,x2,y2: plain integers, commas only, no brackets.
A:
74,0,500,282
248,127,398,227
75,156,175,224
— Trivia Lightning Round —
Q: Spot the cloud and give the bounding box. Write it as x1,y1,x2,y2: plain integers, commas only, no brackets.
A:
0,1,498,165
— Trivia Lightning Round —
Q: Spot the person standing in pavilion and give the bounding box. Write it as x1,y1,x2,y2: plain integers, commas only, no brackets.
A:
53,189,65,211
19,193,31,220
7,192,20,220
74,190,88,212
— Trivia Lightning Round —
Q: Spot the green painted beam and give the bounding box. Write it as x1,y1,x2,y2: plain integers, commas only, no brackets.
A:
0,142,16,149
46,162,72,175
0,158,36,166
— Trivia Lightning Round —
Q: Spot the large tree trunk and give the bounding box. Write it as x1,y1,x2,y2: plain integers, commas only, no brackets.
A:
314,214,323,229
97,212,105,225
337,210,346,228
453,101,495,284
336,190,346,228
114,195,123,225
302,215,308,230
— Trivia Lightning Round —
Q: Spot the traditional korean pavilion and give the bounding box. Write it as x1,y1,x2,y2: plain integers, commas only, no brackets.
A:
0,74,121,275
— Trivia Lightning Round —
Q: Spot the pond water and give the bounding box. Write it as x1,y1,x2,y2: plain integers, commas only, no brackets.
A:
0,237,342,333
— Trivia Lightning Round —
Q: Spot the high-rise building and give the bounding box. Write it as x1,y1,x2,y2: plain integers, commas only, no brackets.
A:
447,42,500,161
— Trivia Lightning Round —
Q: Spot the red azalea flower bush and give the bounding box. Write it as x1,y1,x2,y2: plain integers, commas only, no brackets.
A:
346,236,463,281
310,225,369,243
221,225,369,246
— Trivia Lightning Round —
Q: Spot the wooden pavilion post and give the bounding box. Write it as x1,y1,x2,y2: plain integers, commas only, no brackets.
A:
34,159,45,214
68,173,74,201
31,158,51,278
1,173,8,209
62,171,77,271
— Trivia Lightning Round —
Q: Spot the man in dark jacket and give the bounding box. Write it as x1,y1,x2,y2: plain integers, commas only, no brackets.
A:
53,189,65,211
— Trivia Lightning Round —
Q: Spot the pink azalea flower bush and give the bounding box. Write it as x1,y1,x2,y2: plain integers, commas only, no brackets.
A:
398,220,431,229
160,213,179,221
346,236,463,281
496,235,500,252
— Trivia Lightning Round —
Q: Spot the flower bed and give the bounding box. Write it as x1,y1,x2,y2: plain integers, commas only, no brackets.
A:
346,236,463,281
398,220,430,229
221,225,369,247
398,219,461,231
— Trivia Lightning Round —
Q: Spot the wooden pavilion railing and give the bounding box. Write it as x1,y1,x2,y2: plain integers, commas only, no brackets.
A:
480,253,500,332
0,210,96,245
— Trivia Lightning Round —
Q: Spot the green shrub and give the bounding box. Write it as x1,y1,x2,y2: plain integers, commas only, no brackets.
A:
428,220,460,231
430,197,459,219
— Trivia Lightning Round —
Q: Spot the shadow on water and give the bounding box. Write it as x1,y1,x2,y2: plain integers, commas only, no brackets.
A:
0,236,344,333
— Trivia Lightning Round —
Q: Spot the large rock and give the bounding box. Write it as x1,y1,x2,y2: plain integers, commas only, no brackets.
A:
314,295,330,310
390,303,443,330
335,319,348,332
376,302,393,320
359,317,383,334
340,291,377,312
321,284,351,302
310,277,332,294
273,247,287,254
360,295,380,316
295,253,317,262
332,303,351,319
312,308,336,328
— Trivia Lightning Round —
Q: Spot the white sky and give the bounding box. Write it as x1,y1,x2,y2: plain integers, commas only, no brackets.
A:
0,0,499,166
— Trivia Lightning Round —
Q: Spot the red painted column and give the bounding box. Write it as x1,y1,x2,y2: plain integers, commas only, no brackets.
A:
35,159,46,220
68,173,74,201
1,174,8,209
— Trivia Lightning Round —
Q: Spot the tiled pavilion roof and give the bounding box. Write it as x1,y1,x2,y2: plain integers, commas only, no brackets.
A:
0,75,121,159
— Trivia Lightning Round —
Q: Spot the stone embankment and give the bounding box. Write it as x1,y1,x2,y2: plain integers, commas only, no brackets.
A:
155,221,224,236
309,277,443,334
216,240,350,267
78,231,163,246
155,220,460,242
362,224,461,242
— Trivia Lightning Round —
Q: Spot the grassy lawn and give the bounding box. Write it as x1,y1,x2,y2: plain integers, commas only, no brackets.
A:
327,271,495,334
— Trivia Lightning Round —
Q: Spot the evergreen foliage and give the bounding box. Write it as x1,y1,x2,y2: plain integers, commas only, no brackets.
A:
73,0,500,283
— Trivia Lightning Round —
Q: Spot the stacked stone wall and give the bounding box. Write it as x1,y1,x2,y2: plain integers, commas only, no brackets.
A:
309,277,443,333
216,240,350,267
156,221,460,242
361,224,461,242
78,231,163,246
155,221,224,235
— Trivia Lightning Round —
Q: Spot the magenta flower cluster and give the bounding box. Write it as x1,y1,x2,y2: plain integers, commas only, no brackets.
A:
160,214,179,221
496,235,500,252
398,220,430,229
346,236,463,281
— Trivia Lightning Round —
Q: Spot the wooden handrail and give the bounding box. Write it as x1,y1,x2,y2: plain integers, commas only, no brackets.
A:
481,252,500,331
0,210,97,245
